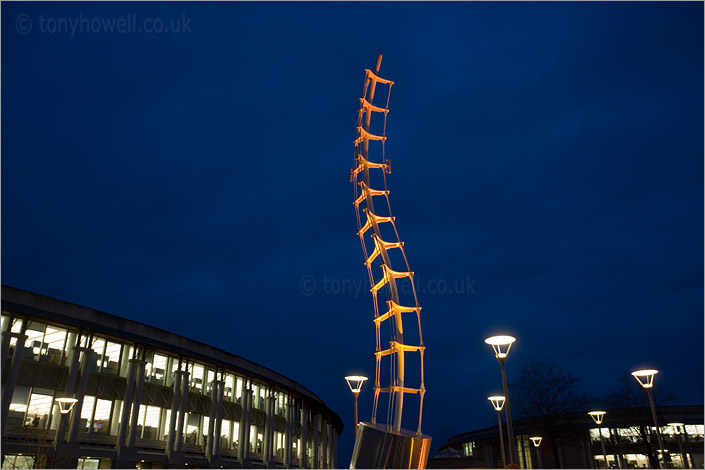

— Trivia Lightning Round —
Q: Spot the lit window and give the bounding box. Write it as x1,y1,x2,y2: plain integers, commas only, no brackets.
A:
185,413,200,444
250,425,264,453
92,399,112,434
462,441,476,457
146,353,167,384
275,431,285,457
76,458,100,469
90,339,106,371
44,326,67,365
233,422,240,451
3,455,36,469
235,377,243,400
24,322,46,361
191,364,204,393
161,409,171,441
205,369,215,394
142,406,161,440
10,318,24,334
102,342,122,374
224,374,234,400
222,419,232,448
81,396,97,433
25,391,54,428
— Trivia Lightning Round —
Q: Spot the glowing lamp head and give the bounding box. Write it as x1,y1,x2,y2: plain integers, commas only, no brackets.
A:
55,397,78,414
345,375,368,394
588,411,606,425
530,436,542,447
631,369,658,389
487,395,505,412
484,335,516,359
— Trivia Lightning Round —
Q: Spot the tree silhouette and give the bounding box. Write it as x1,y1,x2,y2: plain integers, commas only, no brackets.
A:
510,356,591,469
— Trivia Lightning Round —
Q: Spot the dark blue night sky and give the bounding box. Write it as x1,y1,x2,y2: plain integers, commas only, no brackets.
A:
3,1,703,465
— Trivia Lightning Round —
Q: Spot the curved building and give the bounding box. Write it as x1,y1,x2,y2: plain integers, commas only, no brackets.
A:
430,406,703,469
1,286,342,469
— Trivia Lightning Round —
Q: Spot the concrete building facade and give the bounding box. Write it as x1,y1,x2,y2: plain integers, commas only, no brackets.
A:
1,286,342,469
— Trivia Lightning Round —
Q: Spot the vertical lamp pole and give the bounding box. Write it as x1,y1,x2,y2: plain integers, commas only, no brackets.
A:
589,411,608,468
667,424,689,470
485,335,517,465
488,396,507,468
530,436,543,469
344,376,368,438
53,397,78,468
631,369,670,469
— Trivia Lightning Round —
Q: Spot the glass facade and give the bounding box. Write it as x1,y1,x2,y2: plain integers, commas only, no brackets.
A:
1,310,337,469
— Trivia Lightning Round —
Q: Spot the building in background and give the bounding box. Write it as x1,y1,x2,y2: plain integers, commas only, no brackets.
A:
430,406,703,469
1,286,342,469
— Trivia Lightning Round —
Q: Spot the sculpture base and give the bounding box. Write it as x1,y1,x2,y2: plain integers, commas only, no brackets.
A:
349,422,431,469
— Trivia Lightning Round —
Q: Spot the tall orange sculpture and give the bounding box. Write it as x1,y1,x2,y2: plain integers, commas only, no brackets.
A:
349,54,431,469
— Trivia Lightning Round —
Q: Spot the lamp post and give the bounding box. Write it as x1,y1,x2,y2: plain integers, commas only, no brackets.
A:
530,436,543,469
344,376,368,438
631,369,670,469
53,397,78,468
680,424,696,470
488,396,507,468
667,423,689,469
485,335,516,465
588,411,608,469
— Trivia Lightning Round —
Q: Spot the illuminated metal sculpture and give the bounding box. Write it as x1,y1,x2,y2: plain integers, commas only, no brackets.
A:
349,54,431,469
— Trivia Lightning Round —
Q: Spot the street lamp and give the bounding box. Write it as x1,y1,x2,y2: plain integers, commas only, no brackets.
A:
55,397,78,414
344,375,368,437
487,396,507,468
53,397,78,468
667,423,690,469
530,437,543,469
589,411,608,469
485,335,516,465
631,369,670,468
